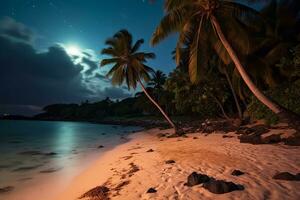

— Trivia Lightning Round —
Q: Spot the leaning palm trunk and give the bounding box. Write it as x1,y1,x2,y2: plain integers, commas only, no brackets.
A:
138,78,179,132
211,15,300,131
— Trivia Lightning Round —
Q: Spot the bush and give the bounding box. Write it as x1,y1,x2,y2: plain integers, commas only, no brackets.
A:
248,80,300,124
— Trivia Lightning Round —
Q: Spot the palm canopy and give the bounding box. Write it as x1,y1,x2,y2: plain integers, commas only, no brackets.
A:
151,0,263,83
148,70,167,90
101,29,155,89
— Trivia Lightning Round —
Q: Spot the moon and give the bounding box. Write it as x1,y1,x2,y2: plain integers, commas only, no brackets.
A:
66,45,81,56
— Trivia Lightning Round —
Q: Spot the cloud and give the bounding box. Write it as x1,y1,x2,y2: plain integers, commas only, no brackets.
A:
0,18,132,115
0,17,34,42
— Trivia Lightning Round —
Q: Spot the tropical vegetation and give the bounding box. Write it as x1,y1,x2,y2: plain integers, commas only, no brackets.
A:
33,0,300,131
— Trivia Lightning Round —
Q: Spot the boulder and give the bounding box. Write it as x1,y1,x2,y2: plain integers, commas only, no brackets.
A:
146,149,154,152
203,179,244,194
186,172,210,186
98,145,104,149
239,134,262,144
261,134,282,144
283,136,300,146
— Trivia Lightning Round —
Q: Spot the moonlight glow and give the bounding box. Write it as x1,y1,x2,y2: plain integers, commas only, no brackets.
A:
66,45,81,56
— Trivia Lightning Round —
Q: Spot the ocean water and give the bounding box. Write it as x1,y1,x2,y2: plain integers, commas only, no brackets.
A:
0,120,142,190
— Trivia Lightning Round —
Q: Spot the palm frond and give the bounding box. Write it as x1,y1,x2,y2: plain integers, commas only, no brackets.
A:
100,58,120,67
131,39,144,53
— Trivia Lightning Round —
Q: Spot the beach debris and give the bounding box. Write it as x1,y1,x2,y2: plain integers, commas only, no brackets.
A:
186,172,210,186
146,149,154,152
165,160,176,164
79,185,109,200
231,170,245,176
146,187,157,193
114,180,130,192
128,163,139,177
203,179,244,194
0,186,14,194
98,145,104,149
273,172,300,181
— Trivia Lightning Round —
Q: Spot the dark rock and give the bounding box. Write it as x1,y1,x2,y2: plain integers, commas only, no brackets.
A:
98,145,104,149
165,160,175,164
79,186,109,200
146,149,154,152
186,172,210,186
231,170,245,176
283,136,300,146
0,186,14,194
193,137,198,139
273,172,300,181
147,188,157,193
239,134,262,144
157,133,166,138
261,134,282,144
223,135,234,138
203,179,244,194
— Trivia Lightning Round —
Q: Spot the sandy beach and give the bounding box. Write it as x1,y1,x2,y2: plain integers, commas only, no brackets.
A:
49,127,300,200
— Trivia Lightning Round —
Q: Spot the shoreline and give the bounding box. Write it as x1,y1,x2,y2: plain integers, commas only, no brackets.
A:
3,127,300,200
57,128,300,199
0,122,141,200
0,117,168,129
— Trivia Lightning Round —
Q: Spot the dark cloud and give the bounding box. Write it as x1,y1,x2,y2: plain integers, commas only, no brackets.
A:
82,57,98,76
0,18,132,115
0,17,34,42
94,73,110,83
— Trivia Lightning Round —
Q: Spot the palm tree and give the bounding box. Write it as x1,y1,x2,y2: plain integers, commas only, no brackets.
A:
151,0,300,130
148,70,167,90
100,29,178,132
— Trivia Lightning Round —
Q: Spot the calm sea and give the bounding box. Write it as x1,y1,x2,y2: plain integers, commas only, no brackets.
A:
0,120,142,191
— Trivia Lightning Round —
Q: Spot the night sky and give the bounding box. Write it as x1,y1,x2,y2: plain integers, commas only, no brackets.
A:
0,0,178,115
0,0,264,116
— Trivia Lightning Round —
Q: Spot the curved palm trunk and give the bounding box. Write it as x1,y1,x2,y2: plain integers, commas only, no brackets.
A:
223,67,243,119
211,15,300,131
138,79,178,131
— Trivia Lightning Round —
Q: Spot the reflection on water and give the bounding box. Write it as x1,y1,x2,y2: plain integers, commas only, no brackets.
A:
0,120,142,188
